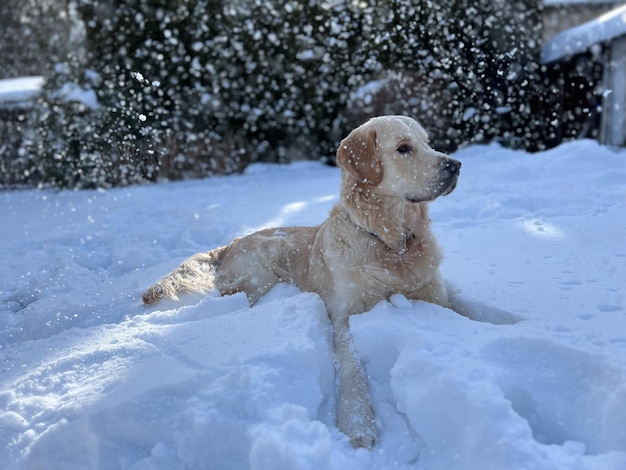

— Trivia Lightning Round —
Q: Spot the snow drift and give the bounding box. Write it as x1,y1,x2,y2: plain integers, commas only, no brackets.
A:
1,139,625,469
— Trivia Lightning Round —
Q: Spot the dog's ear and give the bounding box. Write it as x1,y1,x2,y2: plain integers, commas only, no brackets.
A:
336,126,382,185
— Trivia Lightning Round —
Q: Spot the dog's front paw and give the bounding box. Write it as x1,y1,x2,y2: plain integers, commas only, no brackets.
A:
142,284,164,305
349,425,377,450
337,395,377,450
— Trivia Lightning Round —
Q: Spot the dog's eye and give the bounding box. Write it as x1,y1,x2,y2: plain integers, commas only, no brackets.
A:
397,144,413,154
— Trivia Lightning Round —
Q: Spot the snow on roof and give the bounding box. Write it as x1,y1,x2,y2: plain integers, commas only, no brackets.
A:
542,5,626,63
0,75,100,111
0,76,44,108
545,0,624,5
55,82,100,110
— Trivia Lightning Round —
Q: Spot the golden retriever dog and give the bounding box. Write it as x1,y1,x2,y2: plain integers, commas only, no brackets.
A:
142,115,461,448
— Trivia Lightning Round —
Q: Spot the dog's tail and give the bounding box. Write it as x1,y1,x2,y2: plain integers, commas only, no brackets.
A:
142,245,228,305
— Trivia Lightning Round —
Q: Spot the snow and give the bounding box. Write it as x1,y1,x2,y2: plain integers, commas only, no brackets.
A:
545,0,625,5
54,82,100,110
1,139,626,469
0,76,44,108
0,75,99,111
542,5,626,63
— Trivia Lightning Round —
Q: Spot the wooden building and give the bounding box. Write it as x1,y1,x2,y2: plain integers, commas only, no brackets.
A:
542,4,626,147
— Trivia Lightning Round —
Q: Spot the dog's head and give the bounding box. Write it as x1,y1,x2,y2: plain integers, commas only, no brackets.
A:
337,115,460,202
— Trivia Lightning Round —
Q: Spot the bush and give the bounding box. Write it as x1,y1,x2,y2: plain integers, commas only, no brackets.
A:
26,0,544,188
27,63,159,189
357,0,544,152
186,0,381,162
0,109,36,188
0,1,75,78
66,0,379,181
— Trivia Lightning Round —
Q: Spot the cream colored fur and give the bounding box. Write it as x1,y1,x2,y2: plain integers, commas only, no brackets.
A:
142,115,461,449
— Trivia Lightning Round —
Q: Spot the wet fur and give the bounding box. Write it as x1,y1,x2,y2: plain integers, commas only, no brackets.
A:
142,115,461,448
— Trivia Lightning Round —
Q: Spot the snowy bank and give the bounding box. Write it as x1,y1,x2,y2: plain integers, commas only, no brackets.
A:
542,5,626,63
0,139,625,469
0,76,44,109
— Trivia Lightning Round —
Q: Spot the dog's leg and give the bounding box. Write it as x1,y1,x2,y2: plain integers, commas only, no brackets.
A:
142,246,227,304
215,236,293,305
333,318,377,449
445,280,523,325
414,271,451,308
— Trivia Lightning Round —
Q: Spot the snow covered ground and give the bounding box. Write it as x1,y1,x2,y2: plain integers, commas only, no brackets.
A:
1,139,625,469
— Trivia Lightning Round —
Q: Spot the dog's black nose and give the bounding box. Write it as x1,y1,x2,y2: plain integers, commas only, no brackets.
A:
439,158,461,176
